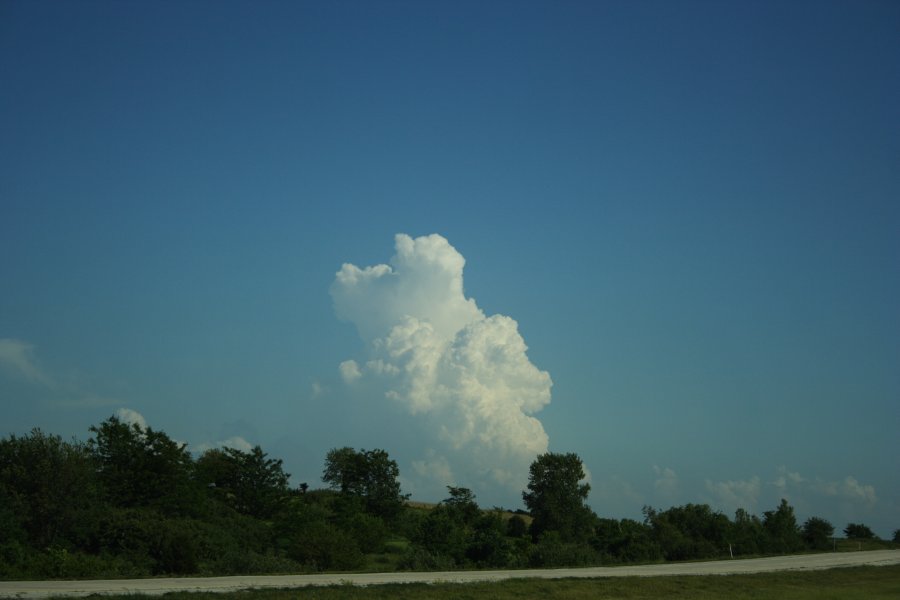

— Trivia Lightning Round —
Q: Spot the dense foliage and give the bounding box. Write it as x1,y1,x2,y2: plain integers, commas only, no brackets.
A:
844,523,876,539
523,452,594,543
0,419,892,579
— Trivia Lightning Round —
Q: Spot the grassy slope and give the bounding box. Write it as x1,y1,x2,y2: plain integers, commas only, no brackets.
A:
64,565,900,600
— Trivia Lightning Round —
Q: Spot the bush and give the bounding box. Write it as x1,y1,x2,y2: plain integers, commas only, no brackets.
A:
340,512,390,554
844,523,876,539
15,548,148,579
802,517,834,550
529,531,599,567
398,547,458,571
593,518,661,564
507,515,528,538
155,526,199,575
415,507,470,564
205,550,301,575
396,506,428,540
282,521,364,571
466,526,514,568
0,541,29,579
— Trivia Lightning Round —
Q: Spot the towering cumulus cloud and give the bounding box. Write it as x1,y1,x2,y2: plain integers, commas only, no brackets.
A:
331,234,552,497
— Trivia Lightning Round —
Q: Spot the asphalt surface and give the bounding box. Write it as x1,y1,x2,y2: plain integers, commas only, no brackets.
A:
1,550,897,598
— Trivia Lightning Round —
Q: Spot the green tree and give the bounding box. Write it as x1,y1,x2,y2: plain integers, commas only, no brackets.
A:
506,515,528,538
762,499,803,553
644,504,729,560
340,511,390,553
322,447,407,521
0,429,99,548
892,529,899,543
843,523,875,539
802,516,834,550
273,498,363,571
88,416,196,515
528,530,599,567
412,487,481,566
593,517,660,563
414,505,470,565
522,452,595,543
466,510,515,567
442,486,480,527
195,445,289,519
730,508,765,556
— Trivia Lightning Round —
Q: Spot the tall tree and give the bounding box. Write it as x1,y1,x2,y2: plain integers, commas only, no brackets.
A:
195,445,289,519
0,429,98,548
442,486,480,527
802,516,834,550
413,486,483,566
843,523,875,539
730,508,765,556
523,452,595,542
322,447,407,521
88,416,195,514
762,498,803,553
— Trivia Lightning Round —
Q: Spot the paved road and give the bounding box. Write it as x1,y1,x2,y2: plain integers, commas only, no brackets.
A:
1,550,897,598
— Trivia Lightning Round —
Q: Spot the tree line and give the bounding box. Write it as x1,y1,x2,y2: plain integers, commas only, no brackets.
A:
0,418,894,579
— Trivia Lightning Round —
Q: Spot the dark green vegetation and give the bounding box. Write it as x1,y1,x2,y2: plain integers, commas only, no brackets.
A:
1,419,895,580
49,566,900,600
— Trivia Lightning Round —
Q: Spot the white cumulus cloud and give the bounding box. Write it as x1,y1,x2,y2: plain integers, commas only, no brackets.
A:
115,407,148,430
339,360,362,383
217,436,254,452
331,233,553,498
194,436,254,454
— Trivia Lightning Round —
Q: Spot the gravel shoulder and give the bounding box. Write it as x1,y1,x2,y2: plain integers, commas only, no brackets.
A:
2,550,898,598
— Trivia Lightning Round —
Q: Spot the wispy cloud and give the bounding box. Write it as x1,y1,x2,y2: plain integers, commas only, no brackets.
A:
704,476,762,514
812,476,877,507
704,466,878,516
773,466,878,508
591,474,645,509
653,465,680,501
54,394,122,409
0,339,128,411
771,466,805,492
0,338,54,387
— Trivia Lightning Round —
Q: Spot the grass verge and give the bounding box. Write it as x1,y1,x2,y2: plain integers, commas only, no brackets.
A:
62,565,900,600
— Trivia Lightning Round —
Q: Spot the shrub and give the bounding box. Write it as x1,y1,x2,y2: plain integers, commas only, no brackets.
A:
398,547,458,571
282,521,364,571
529,531,599,567
506,515,528,538
844,523,876,539
341,512,390,554
205,550,301,575
802,517,834,550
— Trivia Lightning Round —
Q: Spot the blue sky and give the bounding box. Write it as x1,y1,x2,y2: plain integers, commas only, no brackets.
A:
1,1,898,536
